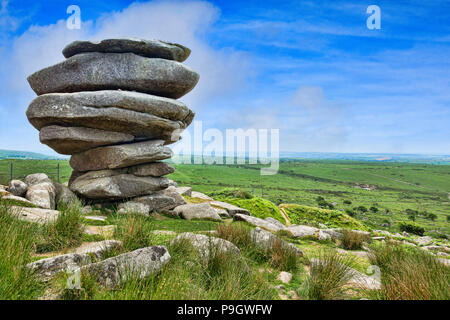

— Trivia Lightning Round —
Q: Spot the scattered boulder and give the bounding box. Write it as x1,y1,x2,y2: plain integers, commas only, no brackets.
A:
265,217,285,229
210,201,250,216
8,180,28,197
174,203,221,221
54,182,77,206
27,253,91,281
175,186,192,197
233,214,284,232
117,201,150,216
26,181,56,209
190,191,212,200
1,194,35,206
133,193,176,212
250,227,302,256
286,225,318,238
171,233,240,262
319,228,343,241
80,246,170,288
160,186,187,208
25,173,52,186
11,206,59,224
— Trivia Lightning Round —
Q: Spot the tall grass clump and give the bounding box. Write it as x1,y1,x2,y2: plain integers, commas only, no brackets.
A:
367,244,450,300
340,230,369,250
38,201,84,252
114,214,155,252
305,250,354,300
78,237,277,300
0,203,43,299
216,223,299,272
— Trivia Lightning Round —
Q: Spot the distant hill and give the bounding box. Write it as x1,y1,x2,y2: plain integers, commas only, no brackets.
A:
0,149,65,160
279,152,450,164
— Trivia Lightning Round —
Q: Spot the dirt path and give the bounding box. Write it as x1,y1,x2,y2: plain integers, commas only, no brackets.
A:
279,207,291,226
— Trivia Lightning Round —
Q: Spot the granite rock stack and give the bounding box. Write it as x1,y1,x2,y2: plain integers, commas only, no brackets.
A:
26,38,199,210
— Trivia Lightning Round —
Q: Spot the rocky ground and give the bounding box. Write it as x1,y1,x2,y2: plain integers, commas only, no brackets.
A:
1,173,449,300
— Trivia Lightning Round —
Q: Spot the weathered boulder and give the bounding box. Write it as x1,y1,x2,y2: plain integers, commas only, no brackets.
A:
70,140,172,172
160,186,187,208
250,227,302,256
1,194,35,206
27,253,91,281
70,170,169,200
133,193,176,212
233,213,284,232
27,52,200,99
210,201,250,216
174,203,221,221
129,162,174,177
26,181,56,209
11,206,60,224
27,240,122,281
174,186,192,197
190,191,212,200
29,90,194,124
54,182,78,206
171,233,240,262
81,246,171,287
39,125,134,155
265,217,285,229
8,180,28,197
286,225,319,238
28,100,187,143
117,201,151,216
320,228,343,241
63,38,191,62
25,173,52,186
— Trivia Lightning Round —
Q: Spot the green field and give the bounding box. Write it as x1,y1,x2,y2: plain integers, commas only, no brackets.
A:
1,158,449,235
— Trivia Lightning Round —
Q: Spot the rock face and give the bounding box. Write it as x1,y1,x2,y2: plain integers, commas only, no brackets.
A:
26,39,198,206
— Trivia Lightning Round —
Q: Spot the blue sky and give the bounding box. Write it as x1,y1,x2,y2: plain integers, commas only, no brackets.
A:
0,0,449,155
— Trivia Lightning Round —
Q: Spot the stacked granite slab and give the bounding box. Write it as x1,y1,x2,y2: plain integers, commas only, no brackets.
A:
26,39,199,210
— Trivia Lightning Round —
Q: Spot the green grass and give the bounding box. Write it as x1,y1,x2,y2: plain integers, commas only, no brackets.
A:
0,203,44,299
280,203,368,231
213,192,285,223
367,243,450,300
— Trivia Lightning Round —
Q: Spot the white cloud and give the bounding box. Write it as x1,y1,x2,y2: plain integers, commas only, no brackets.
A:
0,0,252,153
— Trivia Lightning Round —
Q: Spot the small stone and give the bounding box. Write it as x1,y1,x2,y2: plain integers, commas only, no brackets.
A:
277,271,292,284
